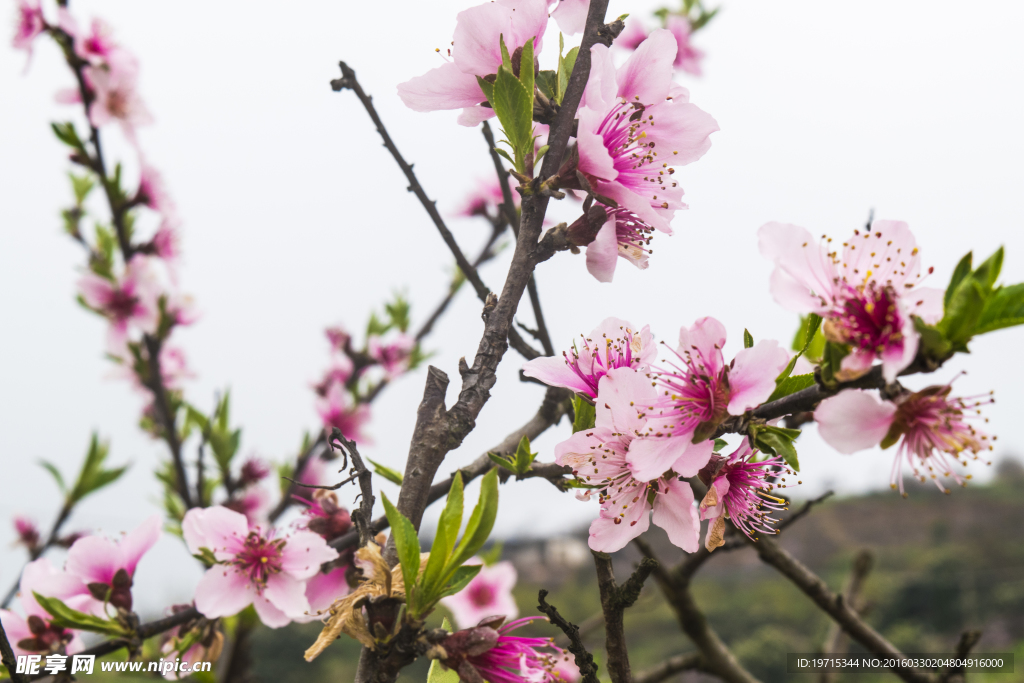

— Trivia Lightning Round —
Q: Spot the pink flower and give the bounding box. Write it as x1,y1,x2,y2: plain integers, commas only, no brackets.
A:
443,617,567,683
548,0,588,36
78,256,160,344
573,206,657,282
815,385,994,495
315,383,371,443
297,454,336,488
368,333,416,378
397,0,548,126
239,458,270,487
182,506,338,628
297,490,352,540
72,17,135,76
0,559,88,657
522,317,655,400
64,514,161,613
159,345,193,389
574,30,718,236
556,367,701,552
305,566,350,615
137,162,175,215
758,220,944,382
325,326,351,352
314,354,355,395
85,63,152,139
440,559,518,629
13,516,40,550
628,317,790,482
697,440,795,551
152,220,182,262
617,16,704,75
223,486,272,527
456,178,517,218
12,0,45,56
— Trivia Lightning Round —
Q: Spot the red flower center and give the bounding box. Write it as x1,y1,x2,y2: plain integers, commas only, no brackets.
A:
233,532,284,589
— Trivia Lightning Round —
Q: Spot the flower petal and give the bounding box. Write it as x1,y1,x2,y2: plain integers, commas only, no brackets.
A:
304,567,350,615
727,340,790,415
670,438,715,478
280,531,339,581
264,573,310,619
119,514,161,577
522,355,589,395
585,214,620,283
627,434,688,482
758,222,840,309
182,506,248,560
397,62,485,113
65,536,118,585
616,29,676,104
551,0,588,35
193,567,253,619
815,389,897,454
588,500,650,552
652,477,699,553
678,316,727,377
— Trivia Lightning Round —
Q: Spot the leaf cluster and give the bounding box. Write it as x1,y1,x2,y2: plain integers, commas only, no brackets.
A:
41,432,128,507
488,435,538,476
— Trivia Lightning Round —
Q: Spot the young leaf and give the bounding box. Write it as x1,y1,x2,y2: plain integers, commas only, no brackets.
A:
449,469,499,569
535,70,557,101
945,252,973,310
765,373,816,403
753,427,801,472
518,37,535,100
499,34,513,71
436,564,483,599
975,283,1024,335
39,461,67,495
776,314,822,384
492,66,533,169
512,435,537,474
33,593,128,636
427,657,460,683
743,329,754,348
712,438,729,453
557,46,579,104
367,458,404,485
572,395,597,433
437,474,465,562
381,493,421,600
487,452,517,472
475,75,494,104
69,173,95,205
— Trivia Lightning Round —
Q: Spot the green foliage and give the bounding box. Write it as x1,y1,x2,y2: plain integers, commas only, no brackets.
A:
487,435,538,475
572,394,597,433
535,69,558,102
385,470,500,621
51,122,84,149
557,34,579,105
819,340,850,386
934,247,1024,352
743,328,754,348
42,433,128,506
385,295,412,333
33,593,128,636
790,314,825,361
713,438,729,453
185,393,241,485
367,458,404,485
750,424,801,472
765,373,816,404
776,314,822,386
427,618,460,683
69,172,95,205
489,36,536,174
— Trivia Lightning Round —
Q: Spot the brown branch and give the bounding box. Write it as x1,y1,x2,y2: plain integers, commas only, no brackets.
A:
593,553,657,683
819,549,874,683
0,618,27,683
328,429,376,548
719,490,835,552
936,631,983,683
554,610,606,649
538,590,599,683
634,538,760,683
633,653,704,683
748,535,933,683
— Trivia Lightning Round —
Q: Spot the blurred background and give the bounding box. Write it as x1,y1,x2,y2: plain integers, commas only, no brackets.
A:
2,0,1023,679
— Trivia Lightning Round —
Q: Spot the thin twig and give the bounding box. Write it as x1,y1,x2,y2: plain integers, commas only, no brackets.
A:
267,433,327,522
0,618,27,683
327,429,375,547
820,549,874,683
554,610,606,649
748,535,933,683
936,631,983,683
633,653,704,683
538,590,599,683
1,500,75,608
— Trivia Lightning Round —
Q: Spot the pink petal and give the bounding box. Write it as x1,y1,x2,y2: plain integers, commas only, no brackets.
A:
585,219,620,282
581,44,617,111
457,105,497,126
522,355,590,395
627,434,688,482
280,531,339,581
119,514,161,577
576,106,619,181
908,286,944,324
616,29,676,104
841,219,921,290
439,560,519,628
305,567,350,615
839,348,875,378
678,316,727,376
645,96,718,166
554,429,603,470
182,506,249,561
551,0,588,35
77,273,113,309
814,390,897,454
0,610,33,657
595,367,656,435
727,340,790,415
193,567,254,619
263,573,310,620
397,62,484,113
670,438,715,478
19,558,94,619
652,477,699,553
588,499,650,552
66,536,119,585
880,313,918,383
758,222,840,310
251,591,292,629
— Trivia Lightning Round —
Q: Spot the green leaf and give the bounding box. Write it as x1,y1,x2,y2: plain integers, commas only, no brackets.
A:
422,474,465,600
51,122,83,149
39,461,67,495
975,283,1024,335
765,373,816,403
819,341,850,385
743,329,754,348
712,438,728,453
476,75,494,104
494,147,516,167
572,394,597,433
753,428,800,472
512,435,537,474
499,34,513,71
939,277,986,345
487,452,517,472
518,37,535,98
381,493,421,601
69,433,127,503
492,65,533,170
367,458,404,485
913,317,952,361
535,144,550,163
535,70,558,101
436,564,482,599
557,46,579,105
33,593,128,636
69,173,95,205
945,252,973,310
973,247,1004,291
449,469,499,569
479,541,504,566
778,314,823,383
385,295,412,333
427,657,460,683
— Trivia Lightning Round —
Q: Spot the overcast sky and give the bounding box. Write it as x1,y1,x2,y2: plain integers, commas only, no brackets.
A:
2,0,1023,614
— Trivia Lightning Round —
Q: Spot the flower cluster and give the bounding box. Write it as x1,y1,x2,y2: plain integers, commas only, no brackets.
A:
438,617,578,683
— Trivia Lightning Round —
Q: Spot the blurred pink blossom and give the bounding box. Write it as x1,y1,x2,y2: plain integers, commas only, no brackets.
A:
65,514,161,613
12,0,45,59
0,559,88,657
78,256,161,346
13,516,40,550
316,383,371,443
440,559,518,629
85,63,152,140
368,333,415,379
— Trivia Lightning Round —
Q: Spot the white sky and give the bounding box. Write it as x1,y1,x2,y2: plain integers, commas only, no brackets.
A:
2,0,1023,613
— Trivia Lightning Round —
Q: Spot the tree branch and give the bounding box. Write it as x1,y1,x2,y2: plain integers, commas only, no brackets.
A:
634,538,760,683
748,535,933,683
538,590,599,683
633,653,704,683
593,553,657,683
0,618,27,683
819,549,874,683
1,499,76,608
